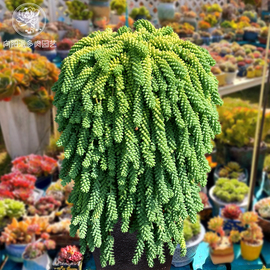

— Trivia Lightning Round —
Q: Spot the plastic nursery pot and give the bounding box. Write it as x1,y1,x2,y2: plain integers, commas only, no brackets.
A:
157,2,175,21
92,220,173,270
22,252,51,270
237,66,247,77
225,72,237,85
172,224,205,267
259,36,267,44
52,257,83,270
5,243,27,263
35,175,52,189
219,208,245,234
255,69,263,77
210,241,234,264
213,164,248,184
214,73,226,87
240,240,263,261
209,186,248,216
72,19,90,36
247,69,255,78
201,37,211,45
243,31,258,42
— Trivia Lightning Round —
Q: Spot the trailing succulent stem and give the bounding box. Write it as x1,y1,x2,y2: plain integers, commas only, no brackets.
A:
53,20,222,268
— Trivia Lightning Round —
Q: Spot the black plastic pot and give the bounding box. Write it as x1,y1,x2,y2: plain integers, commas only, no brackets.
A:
223,144,267,183
92,220,173,270
35,175,52,189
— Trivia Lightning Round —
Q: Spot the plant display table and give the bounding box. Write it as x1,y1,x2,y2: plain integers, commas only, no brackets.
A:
1,240,270,270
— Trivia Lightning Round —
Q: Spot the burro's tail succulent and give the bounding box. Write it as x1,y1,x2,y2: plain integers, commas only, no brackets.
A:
52,20,222,268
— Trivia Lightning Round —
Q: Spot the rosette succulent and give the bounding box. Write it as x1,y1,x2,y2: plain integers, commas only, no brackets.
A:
53,20,222,267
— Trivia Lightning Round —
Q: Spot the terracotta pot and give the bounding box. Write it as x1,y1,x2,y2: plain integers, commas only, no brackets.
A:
240,240,263,261
210,243,234,264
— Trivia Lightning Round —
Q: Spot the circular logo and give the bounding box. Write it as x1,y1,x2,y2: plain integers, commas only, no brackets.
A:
12,3,46,38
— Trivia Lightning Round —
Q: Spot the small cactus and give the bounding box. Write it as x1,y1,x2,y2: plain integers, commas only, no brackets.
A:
229,230,241,243
204,232,220,249
208,216,225,236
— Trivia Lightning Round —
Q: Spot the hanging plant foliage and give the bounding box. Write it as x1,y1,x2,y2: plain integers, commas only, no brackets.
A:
53,20,222,268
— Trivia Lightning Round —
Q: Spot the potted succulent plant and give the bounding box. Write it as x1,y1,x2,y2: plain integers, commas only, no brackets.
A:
204,217,239,264
247,65,255,78
237,61,247,77
22,234,56,270
220,204,244,233
0,51,59,159
157,0,176,22
254,198,270,240
211,66,225,87
255,65,263,77
0,216,49,262
204,14,218,33
235,29,244,41
0,199,25,230
32,32,57,61
192,32,203,45
243,10,257,23
66,0,93,35
181,10,197,30
28,196,61,222
209,178,249,215
110,0,126,16
172,215,205,267
12,155,58,189
214,161,248,184
216,105,269,180
52,246,83,270
243,27,260,41
200,31,211,45
212,29,223,42
233,212,264,261
53,21,73,40
56,38,77,60
224,32,235,42
220,61,237,85
198,21,211,31
129,6,151,21
259,27,268,44
53,20,222,269
0,171,37,204
46,180,65,203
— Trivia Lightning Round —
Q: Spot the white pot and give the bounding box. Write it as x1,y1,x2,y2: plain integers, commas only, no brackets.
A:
23,252,51,270
172,224,205,267
209,186,248,216
0,94,51,159
225,71,237,85
58,30,67,40
72,19,90,36
157,3,175,20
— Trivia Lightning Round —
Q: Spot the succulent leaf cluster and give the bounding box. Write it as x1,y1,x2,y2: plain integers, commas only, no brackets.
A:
53,20,222,267
183,215,201,242
213,178,249,202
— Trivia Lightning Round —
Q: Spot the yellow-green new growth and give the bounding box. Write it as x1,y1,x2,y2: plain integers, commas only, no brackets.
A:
53,20,222,268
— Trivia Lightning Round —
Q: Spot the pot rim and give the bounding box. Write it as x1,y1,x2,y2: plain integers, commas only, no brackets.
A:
241,239,263,247
186,224,205,248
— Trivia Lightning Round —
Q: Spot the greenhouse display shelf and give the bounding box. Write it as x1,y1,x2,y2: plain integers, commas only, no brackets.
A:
219,76,264,97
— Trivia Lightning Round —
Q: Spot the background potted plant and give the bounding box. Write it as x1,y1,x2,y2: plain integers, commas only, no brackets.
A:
220,204,244,233
211,66,225,86
214,161,248,184
56,38,77,60
129,6,151,21
22,234,56,270
0,171,37,204
157,0,176,22
212,29,223,42
204,217,239,264
0,199,25,230
200,30,211,45
0,216,49,262
243,26,260,41
209,178,249,215
52,245,83,270
110,0,126,21
204,14,218,33
53,20,222,269
255,65,263,77
192,32,203,45
259,27,268,44
12,154,57,189
32,32,57,61
172,215,205,267
0,51,59,159
181,9,197,30
254,198,270,240
235,29,244,41
220,61,237,85
237,212,264,261
66,0,93,36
